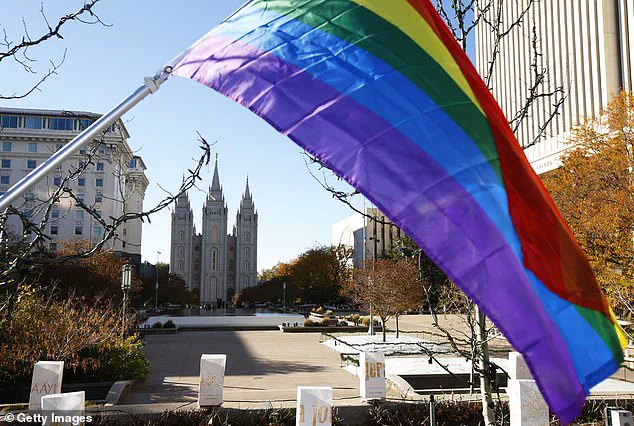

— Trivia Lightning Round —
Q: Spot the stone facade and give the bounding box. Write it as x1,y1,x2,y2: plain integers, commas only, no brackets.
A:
0,107,148,264
170,158,258,305
476,0,634,174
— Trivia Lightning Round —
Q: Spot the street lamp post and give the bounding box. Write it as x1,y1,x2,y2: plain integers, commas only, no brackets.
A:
121,264,133,336
155,250,161,310
283,281,287,309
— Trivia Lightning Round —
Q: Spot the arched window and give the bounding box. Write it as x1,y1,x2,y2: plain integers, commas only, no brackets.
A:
178,260,184,271
211,249,217,272
179,231,184,242
243,276,249,287
244,232,250,243
244,260,249,271
211,225,218,242
244,247,249,257
178,246,184,257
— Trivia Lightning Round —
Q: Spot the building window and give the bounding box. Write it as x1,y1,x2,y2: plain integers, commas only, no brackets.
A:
28,143,37,153
49,118,74,131
75,210,84,220
1,176,9,185
96,162,104,171
123,228,127,236
53,176,61,186
122,241,126,248
95,194,102,203
78,178,85,187
244,260,249,270
2,142,11,152
179,246,184,257
80,148,87,154
244,232,250,243
74,226,82,235
212,249,217,272
179,231,184,242
51,209,59,219
96,178,103,187
244,247,249,257
79,119,93,130
1,159,10,168
51,226,58,235
243,276,249,287
24,117,43,129
178,260,184,271
98,145,105,154
50,242,57,252
92,226,102,237
1,116,19,128
27,160,36,169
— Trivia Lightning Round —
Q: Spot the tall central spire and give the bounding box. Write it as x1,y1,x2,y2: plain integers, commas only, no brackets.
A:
211,153,221,192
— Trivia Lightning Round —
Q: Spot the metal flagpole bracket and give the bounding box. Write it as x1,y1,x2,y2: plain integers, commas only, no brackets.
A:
0,69,173,212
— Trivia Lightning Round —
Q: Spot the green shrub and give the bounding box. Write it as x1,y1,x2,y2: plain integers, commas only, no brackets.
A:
151,322,163,329
163,320,176,329
71,338,151,383
315,306,325,314
337,321,348,327
352,314,360,324
325,310,333,316
0,287,150,386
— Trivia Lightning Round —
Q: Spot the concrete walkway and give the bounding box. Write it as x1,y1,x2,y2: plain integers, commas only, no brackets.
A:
121,331,361,407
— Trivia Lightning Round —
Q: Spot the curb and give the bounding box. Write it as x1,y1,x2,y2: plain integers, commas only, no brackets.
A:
104,380,135,406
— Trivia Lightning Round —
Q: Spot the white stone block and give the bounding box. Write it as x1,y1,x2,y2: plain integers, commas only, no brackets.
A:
296,386,333,426
611,410,633,426
29,361,64,411
197,354,226,407
508,379,549,426
41,391,85,426
359,352,386,399
508,352,533,380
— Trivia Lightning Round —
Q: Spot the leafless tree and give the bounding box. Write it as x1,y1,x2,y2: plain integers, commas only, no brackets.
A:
0,0,109,100
0,125,212,320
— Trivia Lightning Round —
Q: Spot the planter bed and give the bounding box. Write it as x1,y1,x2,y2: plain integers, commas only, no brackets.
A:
279,325,383,333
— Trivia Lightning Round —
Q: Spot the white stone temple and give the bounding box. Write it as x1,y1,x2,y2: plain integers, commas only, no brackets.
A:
170,156,258,305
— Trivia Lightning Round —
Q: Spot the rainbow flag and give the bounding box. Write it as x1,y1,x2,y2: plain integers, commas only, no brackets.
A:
170,0,627,421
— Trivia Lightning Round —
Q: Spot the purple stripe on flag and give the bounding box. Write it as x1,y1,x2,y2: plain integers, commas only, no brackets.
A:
173,35,585,418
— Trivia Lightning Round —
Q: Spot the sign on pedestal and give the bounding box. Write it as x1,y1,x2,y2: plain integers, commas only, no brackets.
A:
41,391,85,426
296,386,332,426
359,352,386,399
507,352,548,426
198,354,226,407
29,361,64,411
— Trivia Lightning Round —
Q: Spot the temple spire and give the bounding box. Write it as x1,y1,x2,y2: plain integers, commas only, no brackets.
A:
243,175,251,199
211,153,221,192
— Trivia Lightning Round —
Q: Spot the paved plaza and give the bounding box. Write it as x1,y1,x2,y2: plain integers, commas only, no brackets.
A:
121,330,363,408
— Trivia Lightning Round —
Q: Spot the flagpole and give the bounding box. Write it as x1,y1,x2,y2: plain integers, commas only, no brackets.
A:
0,67,172,212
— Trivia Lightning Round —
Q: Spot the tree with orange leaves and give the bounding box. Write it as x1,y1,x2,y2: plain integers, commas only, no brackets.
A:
342,259,422,342
34,240,142,302
543,91,634,318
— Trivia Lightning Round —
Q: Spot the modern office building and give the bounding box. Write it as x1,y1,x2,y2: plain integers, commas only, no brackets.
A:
0,107,148,264
332,207,404,268
476,0,634,173
170,157,258,306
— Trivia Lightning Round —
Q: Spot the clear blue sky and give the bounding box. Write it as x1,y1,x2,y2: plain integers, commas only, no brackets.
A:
1,1,474,271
